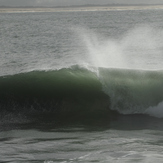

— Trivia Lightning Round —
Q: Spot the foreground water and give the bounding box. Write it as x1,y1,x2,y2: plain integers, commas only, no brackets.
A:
1,116,163,163
1,8,163,162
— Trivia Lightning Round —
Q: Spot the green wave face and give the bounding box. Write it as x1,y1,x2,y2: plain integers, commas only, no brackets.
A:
99,68,163,114
0,66,110,119
1,65,163,123
0,66,101,99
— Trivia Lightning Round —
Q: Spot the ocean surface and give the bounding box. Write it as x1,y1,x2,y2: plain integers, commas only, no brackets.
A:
1,8,163,163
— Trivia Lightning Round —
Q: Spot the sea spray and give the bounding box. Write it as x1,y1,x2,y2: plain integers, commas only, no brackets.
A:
120,25,163,70
75,27,125,68
145,101,163,118
76,25,163,70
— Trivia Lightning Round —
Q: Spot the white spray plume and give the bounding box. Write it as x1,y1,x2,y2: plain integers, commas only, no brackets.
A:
76,25,163,70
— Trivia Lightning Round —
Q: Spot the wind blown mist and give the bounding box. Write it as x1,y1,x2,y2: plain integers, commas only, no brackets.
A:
78,25,163,70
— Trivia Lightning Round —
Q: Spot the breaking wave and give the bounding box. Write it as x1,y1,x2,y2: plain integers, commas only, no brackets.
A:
1,65,163,125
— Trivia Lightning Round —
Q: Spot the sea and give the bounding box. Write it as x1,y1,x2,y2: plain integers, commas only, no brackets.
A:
1,7,163,163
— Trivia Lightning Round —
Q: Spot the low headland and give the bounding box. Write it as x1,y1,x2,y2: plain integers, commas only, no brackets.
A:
0,4,163,13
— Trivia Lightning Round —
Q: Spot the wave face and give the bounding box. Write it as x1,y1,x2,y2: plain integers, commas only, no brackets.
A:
1,65,163,124
0,65,111,123
99,68,163,117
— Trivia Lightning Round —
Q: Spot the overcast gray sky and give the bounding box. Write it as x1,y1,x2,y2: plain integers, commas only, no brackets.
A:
0,0,163,7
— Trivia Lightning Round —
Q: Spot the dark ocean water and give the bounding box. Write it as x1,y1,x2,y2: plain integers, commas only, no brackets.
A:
1,8,163,163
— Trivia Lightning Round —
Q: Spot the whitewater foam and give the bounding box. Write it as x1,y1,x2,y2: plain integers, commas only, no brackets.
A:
145,101,163,118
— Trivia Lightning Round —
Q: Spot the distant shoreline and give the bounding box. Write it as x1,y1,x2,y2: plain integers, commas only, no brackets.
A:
1,5,163,13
